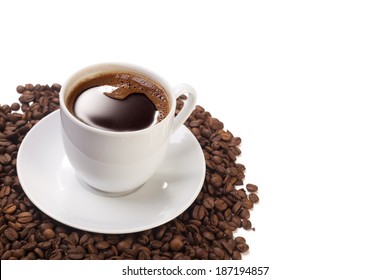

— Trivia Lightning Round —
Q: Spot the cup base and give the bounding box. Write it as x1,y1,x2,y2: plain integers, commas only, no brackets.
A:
76,174,143,197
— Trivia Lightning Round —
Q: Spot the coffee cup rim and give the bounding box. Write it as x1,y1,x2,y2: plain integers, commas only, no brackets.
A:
59,62,176,136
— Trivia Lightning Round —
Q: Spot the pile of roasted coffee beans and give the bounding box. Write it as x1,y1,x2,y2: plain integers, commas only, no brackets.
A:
0,84,259,260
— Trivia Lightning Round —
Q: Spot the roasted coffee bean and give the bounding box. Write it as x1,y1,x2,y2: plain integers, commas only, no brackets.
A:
224,208,232,221
17,212,33,223
249,193,260,203
242,219,252,230
86,243,98,254
203,196,215,209
239,208,250,220
192,205,205,220
3,204,16,214
220,130,233,142
4,228,18,242
242,198,254,209
42,228,56,240
195,247,209,259
215,199,228,211
232,201,242,214
12,241,24,252
49,250,63,260
235,236,246,244
213,246,226,259
95,240,110,250
154,225,166,240
67,247,85,260
38,241,52,251
150,240,163,250
174,220,186,233
22,242,37,252
1,250,13,260
10,103,20,111
116,240,132,253
3,176,13,186
246,183,258,192
0,154,11,165
79,233,91,246
33,247,45,259
202,231,215,241
169,238,184,252
16,85,25,94
106,235,119,245
232,250,242,260
223,229,233,239
236,242,249,253
13,248,26,259
221,240,233,255
0,83,259,260
210,174,223,187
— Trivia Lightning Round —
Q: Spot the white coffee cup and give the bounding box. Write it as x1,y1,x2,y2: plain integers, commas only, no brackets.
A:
59,63,197,194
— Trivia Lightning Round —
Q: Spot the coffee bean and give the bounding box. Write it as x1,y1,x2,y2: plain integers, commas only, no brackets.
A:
242,198,254,209
220,130,233,142
116,240,132,253
16,85,25,94
195,247,208,259
49,250,63,260
192,205,206,220
79,233,91,246
10,103,20,111
3,203,17,214
1,250,13,260
3,176,13,186
210,173,223,187
224,208,232,221
86,243,98,254
51,83,62,92
221,240,233,255
232,201,242,214
236,242,249,253
67,247,85,260
42,228,56,240
0,154,12,165
242,219,252,230
169,238,184,251
227,150,236,161
137,235,149,246
13,248,26,259
246,183,258,192
202,196,215,209
4,228,18,242
249,193,260,203
95,240,110,250
215,199,228,211
239,208,250,220
19,94,35,103
201,128,212,138
38,241,52,251
22,242,37,252
232,250,242,260
202,231,215,241
33,247,45,259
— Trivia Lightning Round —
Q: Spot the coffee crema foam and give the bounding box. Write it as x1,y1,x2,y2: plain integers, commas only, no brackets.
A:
67,72,170,132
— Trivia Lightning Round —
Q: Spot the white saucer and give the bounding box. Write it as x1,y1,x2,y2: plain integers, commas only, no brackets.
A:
17,111,205,234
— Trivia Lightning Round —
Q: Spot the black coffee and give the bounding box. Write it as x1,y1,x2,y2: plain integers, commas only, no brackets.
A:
67,72,170,132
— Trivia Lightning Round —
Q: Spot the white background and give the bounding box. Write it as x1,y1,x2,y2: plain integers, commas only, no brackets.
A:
1,0,390,279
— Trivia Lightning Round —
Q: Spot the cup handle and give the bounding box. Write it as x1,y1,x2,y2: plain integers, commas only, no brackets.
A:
172,84,197,134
